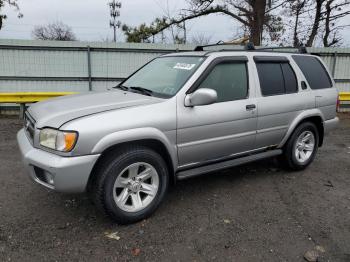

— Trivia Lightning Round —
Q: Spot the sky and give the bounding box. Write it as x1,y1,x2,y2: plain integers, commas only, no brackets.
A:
0,0,236,43
0,0,349,46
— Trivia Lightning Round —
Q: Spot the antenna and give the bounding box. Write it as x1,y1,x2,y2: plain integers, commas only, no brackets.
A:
109,0,122,42
298,44,308,54
244,42,255,50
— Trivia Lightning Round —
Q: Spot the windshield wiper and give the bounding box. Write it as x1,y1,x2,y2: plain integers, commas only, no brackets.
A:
114,84,129,91
129,86,153,96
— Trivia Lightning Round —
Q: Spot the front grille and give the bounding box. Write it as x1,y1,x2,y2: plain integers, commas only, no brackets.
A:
24,112,35,143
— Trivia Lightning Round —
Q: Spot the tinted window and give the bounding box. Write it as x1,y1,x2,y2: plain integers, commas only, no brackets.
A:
256,63,285,96
256,62,298,96
281,63,298,93
198,62,248,102
292,55,332,89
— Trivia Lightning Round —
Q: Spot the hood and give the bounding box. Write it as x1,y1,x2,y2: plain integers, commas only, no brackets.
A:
28,90,162,128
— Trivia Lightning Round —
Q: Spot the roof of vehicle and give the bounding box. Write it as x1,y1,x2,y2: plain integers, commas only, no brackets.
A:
162,50,316,58
162,51,208,57
162,43,316,58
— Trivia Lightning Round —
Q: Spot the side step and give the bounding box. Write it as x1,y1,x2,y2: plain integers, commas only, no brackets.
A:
176,149,283,180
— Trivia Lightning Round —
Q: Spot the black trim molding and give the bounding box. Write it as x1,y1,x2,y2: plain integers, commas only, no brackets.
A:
254,56,289,63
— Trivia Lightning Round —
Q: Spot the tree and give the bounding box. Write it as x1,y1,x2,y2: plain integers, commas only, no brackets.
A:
0,0,22,30
286,0,350,47
285,0,313,47
124,0,350,47
122,17,184,43
122,0,288,46
32,21,77,41
191,33,212,45
322,0,350,47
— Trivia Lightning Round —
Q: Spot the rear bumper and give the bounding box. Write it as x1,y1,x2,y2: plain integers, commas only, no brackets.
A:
17,128,100,193
324,117,339,134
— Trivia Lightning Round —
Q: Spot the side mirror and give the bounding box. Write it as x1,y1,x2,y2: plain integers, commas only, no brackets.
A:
185,88,217,107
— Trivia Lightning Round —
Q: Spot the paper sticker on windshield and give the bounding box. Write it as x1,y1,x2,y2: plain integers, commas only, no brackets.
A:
174,63,196,70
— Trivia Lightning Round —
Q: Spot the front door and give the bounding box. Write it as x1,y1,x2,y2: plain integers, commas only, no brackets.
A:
176,57,257,167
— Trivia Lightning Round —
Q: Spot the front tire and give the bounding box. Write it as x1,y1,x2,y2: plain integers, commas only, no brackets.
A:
281,122,319,171
91,146,169,224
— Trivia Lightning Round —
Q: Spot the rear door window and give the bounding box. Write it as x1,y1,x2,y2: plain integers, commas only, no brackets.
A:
281,63,298,94
256,63,285,96
255,60,298,96
292,55,332,89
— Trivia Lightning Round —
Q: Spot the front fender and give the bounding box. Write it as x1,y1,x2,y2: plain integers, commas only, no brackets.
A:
277,109,325,148
91,127,177,170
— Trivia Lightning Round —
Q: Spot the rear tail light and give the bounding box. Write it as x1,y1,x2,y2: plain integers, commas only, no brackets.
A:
336,95,340,112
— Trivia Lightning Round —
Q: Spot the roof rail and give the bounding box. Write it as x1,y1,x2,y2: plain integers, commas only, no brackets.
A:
194,41,227,51
194,42,308,54
253,45,308,54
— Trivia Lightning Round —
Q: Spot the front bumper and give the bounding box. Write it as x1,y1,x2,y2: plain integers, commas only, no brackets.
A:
17,129,100,193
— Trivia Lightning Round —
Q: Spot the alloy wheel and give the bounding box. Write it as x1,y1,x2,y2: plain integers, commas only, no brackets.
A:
294,131,315,163
112,162,159,212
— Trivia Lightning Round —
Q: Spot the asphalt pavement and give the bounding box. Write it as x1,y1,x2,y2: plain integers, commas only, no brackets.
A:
0,114,349,262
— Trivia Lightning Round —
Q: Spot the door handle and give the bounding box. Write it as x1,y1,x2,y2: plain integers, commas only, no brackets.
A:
246,104,256,111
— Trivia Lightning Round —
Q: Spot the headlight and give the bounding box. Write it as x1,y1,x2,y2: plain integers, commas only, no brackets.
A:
39,128,78,152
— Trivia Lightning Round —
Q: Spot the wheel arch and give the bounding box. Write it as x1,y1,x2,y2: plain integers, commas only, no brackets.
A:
278,110,325,149
87,129,177,190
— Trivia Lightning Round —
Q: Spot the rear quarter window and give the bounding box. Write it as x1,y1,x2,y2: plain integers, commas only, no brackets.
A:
292,55,333,89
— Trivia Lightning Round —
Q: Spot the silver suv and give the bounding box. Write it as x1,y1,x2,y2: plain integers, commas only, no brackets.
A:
17,48,339,224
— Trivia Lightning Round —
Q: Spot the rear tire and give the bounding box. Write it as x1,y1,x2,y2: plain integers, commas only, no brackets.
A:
90,146,169,224
281,122,319,171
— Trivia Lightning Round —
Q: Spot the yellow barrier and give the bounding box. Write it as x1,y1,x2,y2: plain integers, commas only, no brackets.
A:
1,91,348,116
1,91,348,103
0,92,77,103
339,92,350,101
0,92,77,118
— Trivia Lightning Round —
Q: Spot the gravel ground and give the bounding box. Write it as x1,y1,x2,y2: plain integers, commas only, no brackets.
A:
0,114,349,262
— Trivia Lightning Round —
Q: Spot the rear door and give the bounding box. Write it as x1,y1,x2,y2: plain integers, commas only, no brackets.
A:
254,56,314,148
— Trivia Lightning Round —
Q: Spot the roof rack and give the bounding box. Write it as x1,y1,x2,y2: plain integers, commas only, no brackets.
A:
253,45,308,54
194,41,227,51
194,42,308,54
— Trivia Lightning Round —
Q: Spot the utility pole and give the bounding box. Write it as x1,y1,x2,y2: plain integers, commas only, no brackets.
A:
183,21,187,44
109,0,122,42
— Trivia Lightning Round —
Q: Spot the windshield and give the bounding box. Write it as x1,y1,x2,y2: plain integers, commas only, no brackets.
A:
119,56,206,98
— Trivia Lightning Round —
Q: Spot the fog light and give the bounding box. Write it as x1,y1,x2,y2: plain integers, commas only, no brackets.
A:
34,166,55,186
44,171,54,185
